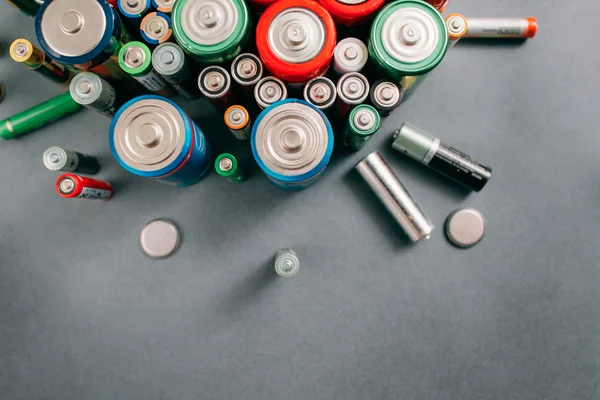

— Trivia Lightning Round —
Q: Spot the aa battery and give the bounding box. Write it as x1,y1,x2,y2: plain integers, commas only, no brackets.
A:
370,79,403,117
56,174,113,200
344,105,380,151
199,66,233,109
224,105,251,140
118,0,151,25
319,0,384,27
140,12,173,46
119,41,173,96
254,76,287,110
110,95,211,186
274,249,300,277
10,39,73,85
333,38,368,75
303,76,337,112
446,14,468,47
252,99,334,190
231,53,263,92
70,72,124,117
215,153,246,183
355,152,433,242
43,146,100,175
172,0,251,64
391,123,492,192
256,0,336,84
152,42,199,99
35,0,134,82
424,0,449,12
5,0,40,16
151,0,174,14
0,92,82,140
464,17,538,39
336,72,369,116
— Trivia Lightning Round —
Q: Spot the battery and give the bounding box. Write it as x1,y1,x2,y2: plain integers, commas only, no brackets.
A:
70,72,125,117
369,0,448,81
150,0,174,14
252,99,334,190
333,38,369,75
215,153,246,183
172,0,251,64
303,76,336,112
369,79,403,117
5,0,40,16
140,219,181,258
140,12,173,46
10,38,73,85
43,146,100,175
224,105,251,140
256,0,337,84
274,249,300,277
336,72,369,116
118,0,151,25
231,53,264,91
198,66,233,109
355,152,433,242
445,208,486,248
0,92,82,140
109,95,211,186
391,122,492,192
56,173,113,200
344,105,380,151
446,14,468,47
152,42,200,99
424,0,449,12
119,41,173,96
318,0,384,27
464,17,538,39
254,76,288,110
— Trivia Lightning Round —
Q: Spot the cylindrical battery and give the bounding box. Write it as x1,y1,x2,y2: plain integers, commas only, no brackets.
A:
199,66,233,109
424,0,449,12
56,173,113,200
252,99,334,190
215,153,245,183
391,122,492,192
224,105,251,140
254,76,287,109
369,79,403,117
70,72,125,117
256,0,337,84
152,42,199,99
446,13,468,47
318,0,384,27
172,0,251,64
303,76,337,112
10,38,73,85
43,146,100,175
336,72,369,116
140,12,173,46
333,38,368,75
5,0,40,16
35,0,135,82
344,104,380,151
230,53,263,91
355,152,433,242
0,92,82,140
119,41,173,96
151,0,174,14
118,0,151,25
274,249,300,277
464,17,538,39
110,95,211,186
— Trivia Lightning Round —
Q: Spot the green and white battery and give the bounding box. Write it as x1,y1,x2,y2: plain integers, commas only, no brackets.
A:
215,153,245,183
344,105,381,151
171,0,251,64
118,41,173,96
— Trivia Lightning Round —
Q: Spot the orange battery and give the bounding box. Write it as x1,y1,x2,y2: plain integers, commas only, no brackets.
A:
464,17,538,39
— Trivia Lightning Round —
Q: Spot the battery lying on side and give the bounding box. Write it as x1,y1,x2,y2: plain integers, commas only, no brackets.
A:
70,72,125,117
10,38,73,85
464,17,538,39
43,146,100,175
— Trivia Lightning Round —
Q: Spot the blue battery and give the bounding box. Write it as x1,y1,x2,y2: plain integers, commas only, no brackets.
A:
118,0,152,25
251,99,334,190
109,95,211,186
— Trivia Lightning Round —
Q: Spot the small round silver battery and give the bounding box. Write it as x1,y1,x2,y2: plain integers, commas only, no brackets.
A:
140,219,181,258
254,76,288,109
274,249,300,277
333,37,368,75
198,65,231,99
231,53,263,87
445,208,486,248
337,72,370,106
43,146,79,172
303,76,337,111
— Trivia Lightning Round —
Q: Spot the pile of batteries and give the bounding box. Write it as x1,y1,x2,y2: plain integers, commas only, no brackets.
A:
2,0,537,256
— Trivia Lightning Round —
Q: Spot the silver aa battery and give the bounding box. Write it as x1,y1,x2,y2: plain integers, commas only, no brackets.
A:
43,146,100,175
355,152,433,242
70,72,120,117
274,249,300,277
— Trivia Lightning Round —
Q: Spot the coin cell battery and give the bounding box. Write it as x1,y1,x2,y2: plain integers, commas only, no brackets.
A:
140,219,181,258
445,208,486,248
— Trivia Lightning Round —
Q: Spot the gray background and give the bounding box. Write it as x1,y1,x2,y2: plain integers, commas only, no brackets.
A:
1,1,598,399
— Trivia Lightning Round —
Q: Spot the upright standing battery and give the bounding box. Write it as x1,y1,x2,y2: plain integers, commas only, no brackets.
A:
152,42,199,99
303,77,337,112
215,153,246,183
333,38,369,76
446,14,468,47
10,39,73,85
224,105,251,140
344,104,380,151
336,72,370,116
254,76,287,110
199,66,234,109
151,0,175,14
230,53,264,92
119,41,173,96
140,12,173,46
118,0,151,25
70,72,125,117
318,0,384,27
369,79,403,116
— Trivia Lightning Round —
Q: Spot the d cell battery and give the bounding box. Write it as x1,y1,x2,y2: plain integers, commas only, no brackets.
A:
318,0,385,27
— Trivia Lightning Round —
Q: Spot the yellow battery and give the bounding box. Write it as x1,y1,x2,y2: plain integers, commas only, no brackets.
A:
10,38,73,85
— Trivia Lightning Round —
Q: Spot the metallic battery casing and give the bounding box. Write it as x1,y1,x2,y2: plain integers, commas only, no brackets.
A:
274,249,300,277
119,41,173,96
199,66,233,108
344,104,380,151
446,13,468,46
10,38,73,85
464,17,538,39
254,76,287,109
140,12,173,46
70,72,124,117
392,122,492,192
333,38,369,75
303,76,337,112
56,173,112,200
43,146,100,175
369,79,403,116
118,0,151,24
152,42,200,99
215,153,245,183
224,105,251,140
231,53,263,89
336,72,369,116
355,152,433,242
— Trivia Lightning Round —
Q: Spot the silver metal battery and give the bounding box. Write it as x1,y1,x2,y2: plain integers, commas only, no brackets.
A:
152,42,199,99
274,249,300,277
303,76,336,111
198,65,231,101
254,76,288,109
446,14,468,46
140,219,181,258
337,72,369,114
43,146,100,175
141,12,172,45
445,208,485,248
225,105,251,140
370,79,403,117
333,37,368,75
70,72,121,117
231,53,263,88
121,44,170,94
464,17,537,39
355,152,434,242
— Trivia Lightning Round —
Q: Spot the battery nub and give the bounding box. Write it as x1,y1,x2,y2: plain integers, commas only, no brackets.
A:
219,157,234,172
58,177,76,194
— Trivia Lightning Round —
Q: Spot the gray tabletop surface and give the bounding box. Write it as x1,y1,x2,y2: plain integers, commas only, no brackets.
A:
1,1,598,399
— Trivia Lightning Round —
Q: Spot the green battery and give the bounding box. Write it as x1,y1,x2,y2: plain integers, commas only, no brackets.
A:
118,41,173,97
172,0,250,64
4,0,40,16
344,105,381,151
369,0,448,81
215,153,245,183
0,92,82,140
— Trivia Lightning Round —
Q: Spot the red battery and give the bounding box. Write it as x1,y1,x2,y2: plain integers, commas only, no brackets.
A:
256,0,337,84
107,0,119,9
56,174,113,200
318,0,385,26
425,0,449,12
